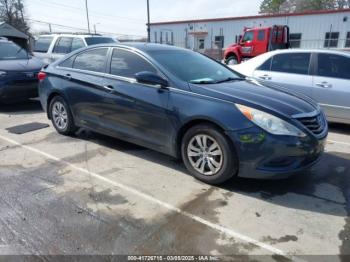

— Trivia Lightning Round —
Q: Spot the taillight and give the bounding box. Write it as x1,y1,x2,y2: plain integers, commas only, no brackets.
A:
38,71,47,81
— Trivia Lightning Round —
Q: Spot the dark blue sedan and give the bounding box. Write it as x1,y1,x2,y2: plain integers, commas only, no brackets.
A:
38,43,328,184
0,38,44,103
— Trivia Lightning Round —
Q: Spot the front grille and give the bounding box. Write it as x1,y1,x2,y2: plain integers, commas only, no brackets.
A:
297,114,325,136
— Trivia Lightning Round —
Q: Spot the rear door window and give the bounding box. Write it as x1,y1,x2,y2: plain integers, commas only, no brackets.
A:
73,48,108,73
317,53,350,80
110,48,157,78
53,37,73,54
85,37,115,45
71,38,85,52
34,37,54,53
271,53,311,75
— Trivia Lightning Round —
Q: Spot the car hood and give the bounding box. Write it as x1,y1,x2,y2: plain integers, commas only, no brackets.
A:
0,57,44,72
189,79,319,118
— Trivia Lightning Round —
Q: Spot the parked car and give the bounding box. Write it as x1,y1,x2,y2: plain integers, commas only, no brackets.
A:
230,49,350,124
33,34,117,64
0,38,44,103
38,43,327,185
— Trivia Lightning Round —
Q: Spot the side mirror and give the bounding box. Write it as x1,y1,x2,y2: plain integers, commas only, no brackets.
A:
135,71,168,88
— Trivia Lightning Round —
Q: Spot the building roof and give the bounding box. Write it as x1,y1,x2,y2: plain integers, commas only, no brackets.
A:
0,22,28,39
150,8,350,26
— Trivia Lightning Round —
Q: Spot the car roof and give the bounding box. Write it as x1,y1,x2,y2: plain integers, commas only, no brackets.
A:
267,48,350,56
37,34,113,38
71,42,188,53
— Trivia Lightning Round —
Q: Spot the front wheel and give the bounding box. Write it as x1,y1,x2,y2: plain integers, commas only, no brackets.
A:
225,55,239,65
181,124,238,185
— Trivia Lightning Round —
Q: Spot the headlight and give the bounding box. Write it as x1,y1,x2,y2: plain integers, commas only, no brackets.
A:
236,104,306,137
0,71,6,77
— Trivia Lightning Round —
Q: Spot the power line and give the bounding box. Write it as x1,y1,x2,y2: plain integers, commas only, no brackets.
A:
29,0,145,23
28,19,146,38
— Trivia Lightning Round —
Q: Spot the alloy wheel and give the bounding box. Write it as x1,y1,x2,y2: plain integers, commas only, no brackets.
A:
52,101,68,130
187,134,224,176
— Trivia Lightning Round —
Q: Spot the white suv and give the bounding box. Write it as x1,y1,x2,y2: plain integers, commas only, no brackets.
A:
33,34,117,64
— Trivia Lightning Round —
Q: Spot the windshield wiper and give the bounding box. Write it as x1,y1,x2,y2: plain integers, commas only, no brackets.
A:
190,80,216,84
215,77,245,84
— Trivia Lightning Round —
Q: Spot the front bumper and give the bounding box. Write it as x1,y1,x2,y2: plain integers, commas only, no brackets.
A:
226,126,327,179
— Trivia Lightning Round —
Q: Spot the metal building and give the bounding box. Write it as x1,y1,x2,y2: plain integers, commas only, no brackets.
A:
150,9,350,53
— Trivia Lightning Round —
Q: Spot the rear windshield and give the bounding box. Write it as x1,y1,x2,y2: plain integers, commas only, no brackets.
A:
85,37,115,45
34,37,54,53
0,42,28,60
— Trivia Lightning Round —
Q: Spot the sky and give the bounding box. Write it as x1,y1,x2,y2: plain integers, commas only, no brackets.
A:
25,0,262,38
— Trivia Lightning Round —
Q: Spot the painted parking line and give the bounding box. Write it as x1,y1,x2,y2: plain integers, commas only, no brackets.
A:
0,133,307,261
328,140,350,147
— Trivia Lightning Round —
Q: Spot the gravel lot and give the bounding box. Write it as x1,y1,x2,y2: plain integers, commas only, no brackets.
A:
0,100,349,261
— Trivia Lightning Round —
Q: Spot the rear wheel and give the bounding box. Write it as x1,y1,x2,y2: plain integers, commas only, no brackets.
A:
181,124,238,185
226,55,239,65
49,96,77,136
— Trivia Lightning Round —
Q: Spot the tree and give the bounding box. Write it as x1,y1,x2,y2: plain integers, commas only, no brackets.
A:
0,0,29,34
260,0,287,14
259,0,350,14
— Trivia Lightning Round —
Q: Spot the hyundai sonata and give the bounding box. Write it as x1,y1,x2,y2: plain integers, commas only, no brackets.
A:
38,43,327,185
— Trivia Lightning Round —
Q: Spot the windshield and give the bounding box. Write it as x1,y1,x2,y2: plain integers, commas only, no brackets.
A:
85,37,116,45
0,42,28,60
149,50,243,84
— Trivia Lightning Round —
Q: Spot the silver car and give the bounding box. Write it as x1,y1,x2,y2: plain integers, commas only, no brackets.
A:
33,34,117,65
231,49,350,124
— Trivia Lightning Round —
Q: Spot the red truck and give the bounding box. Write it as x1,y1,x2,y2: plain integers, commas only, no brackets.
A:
224,25,290,65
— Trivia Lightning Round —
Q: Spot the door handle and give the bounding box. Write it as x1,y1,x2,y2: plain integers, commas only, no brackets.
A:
316,82,332,89
103,85,114,92
259,74,272,80
64,74,72,80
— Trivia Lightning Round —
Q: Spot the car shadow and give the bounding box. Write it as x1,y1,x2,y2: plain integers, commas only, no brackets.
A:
221,151,350,217
329,123,350,135
73,129,349,218
0,99,43,115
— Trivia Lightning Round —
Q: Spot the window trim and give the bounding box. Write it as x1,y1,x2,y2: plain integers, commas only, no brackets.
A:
57,46,168,86
289,33,302,48
57,47,109,75
324,32,340,48
345,32,350,48
269,52,313,76
72,47,109,73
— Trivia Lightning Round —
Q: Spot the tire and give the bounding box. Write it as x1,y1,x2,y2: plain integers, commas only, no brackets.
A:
49,96,77,136
181,124,238,185
226,55,239,65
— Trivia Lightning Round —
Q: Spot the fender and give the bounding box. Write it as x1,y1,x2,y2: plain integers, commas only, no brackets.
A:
224,45,242,63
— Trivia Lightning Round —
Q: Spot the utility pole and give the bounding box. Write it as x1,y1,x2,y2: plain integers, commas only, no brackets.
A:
85,0,91,34
147,0,151,42
93,23,100,34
